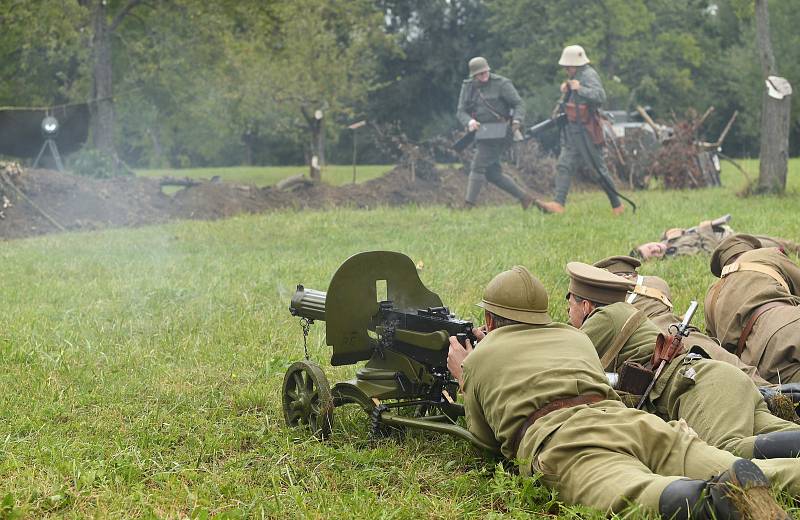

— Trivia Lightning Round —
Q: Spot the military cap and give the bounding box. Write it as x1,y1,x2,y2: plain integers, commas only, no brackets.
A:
593,255,641,276
710,234,762,277
566,262,635,305
478,265,552,325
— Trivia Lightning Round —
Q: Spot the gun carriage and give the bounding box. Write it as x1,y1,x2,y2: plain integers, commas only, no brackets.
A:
283,250,494,450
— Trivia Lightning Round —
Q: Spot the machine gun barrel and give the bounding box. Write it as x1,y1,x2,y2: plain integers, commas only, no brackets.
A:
289,284,326,322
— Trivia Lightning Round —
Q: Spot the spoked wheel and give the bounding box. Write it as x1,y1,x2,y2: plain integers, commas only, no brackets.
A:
282,360,333,439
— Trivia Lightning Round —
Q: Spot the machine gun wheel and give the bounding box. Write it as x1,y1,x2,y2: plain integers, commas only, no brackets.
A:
282,360,334,439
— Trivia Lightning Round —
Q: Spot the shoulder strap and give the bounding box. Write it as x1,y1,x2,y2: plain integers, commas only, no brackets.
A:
631,285,673,308
600,309,646,369
476,87,507,122
722,262,790,293
736,301,792,356
626,275,644,304
706,276,729,324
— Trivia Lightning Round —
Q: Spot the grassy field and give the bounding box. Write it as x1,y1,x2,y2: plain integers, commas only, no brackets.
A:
1,159,799,518
135,164,392,187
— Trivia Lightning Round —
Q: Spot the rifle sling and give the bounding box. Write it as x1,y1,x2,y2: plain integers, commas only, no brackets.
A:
600,309,647,370
736,301,793,357
476,87,508,123
512,394,604,456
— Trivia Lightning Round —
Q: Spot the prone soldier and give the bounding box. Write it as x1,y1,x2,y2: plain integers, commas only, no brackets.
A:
446,265,796,518
566,261,800,459
593,255,770,385
706,234,800,384
455,57,535,209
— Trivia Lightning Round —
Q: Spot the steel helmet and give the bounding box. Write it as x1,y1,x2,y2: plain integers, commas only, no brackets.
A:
468,57,490,76
477,266,552,325
559,45,590,66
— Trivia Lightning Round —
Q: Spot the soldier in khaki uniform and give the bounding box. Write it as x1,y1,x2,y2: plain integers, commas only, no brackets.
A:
456,57,535,209
706,234,800,384
446,265,795,518
566,262,800,460
537,45,624,215
591,256,770,385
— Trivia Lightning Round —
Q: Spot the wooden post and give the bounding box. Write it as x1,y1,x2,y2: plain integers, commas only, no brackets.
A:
347,120,366,184
308,109,324,182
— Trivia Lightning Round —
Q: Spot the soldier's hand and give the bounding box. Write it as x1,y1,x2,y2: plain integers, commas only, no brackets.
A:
560,81,568,94
472,326,487,342
511,120,523,141
447,335,474,389
568,79,580,91
468,119,480,132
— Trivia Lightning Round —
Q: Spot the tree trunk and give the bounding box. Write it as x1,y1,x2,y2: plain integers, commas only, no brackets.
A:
90,0,115,157
754,0,790,193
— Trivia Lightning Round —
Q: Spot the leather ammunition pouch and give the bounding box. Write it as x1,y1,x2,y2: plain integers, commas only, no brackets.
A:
565,102,604,146
618,361,654,396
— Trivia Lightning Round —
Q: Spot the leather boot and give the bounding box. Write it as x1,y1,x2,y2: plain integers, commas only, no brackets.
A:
708,459,790,520
612,204,625,215
753,431,800,459
535,200,565,214
658,460,790,520
658,478,712,519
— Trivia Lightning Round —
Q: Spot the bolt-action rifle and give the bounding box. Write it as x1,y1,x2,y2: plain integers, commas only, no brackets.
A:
635,301,699,409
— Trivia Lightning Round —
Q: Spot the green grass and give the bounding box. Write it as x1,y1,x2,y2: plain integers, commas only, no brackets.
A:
135,164,393,187
1,160,799,518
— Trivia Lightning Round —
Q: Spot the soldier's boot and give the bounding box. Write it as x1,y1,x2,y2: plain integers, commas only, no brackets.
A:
658,459,790,520
707,459,790,520
753,431,800,459
611,204,625,216
535,200,565,214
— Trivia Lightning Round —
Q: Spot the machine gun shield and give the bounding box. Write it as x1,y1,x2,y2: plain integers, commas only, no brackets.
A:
326,251,443,366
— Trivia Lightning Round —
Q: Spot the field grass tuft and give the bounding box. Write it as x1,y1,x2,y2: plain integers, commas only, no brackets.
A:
1,160,799,518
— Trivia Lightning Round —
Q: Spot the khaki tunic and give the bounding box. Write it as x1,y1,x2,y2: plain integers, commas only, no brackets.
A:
460,322,800,512
629,292,769,385
704,247,800,384
581,302,799,457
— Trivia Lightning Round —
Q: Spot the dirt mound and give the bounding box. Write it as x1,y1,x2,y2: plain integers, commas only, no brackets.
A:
0,151,557,240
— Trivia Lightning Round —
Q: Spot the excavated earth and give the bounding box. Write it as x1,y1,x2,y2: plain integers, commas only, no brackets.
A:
0,156,558,240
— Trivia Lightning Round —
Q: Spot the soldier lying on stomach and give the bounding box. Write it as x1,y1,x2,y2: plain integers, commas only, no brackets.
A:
447,265,797,519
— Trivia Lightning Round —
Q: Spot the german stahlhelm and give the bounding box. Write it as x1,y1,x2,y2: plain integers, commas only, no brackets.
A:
468,57,490,77
559,45,590,66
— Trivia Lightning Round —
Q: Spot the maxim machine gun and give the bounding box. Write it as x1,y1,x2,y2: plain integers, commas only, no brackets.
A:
283,251,494,449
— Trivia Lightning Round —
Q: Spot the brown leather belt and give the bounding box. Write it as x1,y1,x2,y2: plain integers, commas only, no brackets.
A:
736,301,793,356
511,394,604,455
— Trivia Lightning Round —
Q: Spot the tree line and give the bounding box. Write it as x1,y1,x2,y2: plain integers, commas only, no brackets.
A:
1,0,797,169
